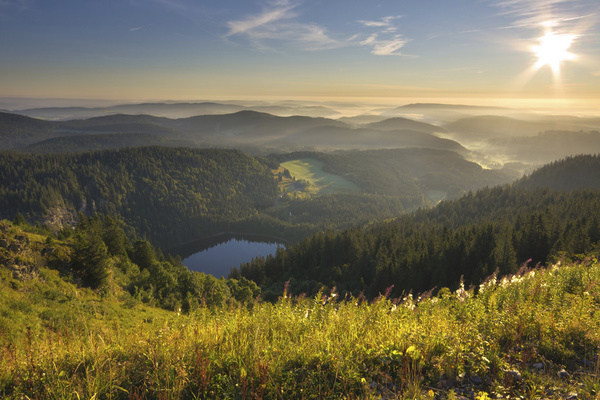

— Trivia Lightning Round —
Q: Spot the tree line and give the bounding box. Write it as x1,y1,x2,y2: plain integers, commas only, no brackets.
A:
19,215,260,311
235,177,600,300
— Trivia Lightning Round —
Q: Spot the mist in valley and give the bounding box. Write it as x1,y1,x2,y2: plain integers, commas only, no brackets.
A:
3,98,600,181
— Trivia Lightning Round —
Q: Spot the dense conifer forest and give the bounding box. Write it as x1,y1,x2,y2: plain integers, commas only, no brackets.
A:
0,147,277,247
236,155,600,300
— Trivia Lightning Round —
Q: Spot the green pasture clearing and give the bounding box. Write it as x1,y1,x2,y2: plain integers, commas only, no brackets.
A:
281,158,359,195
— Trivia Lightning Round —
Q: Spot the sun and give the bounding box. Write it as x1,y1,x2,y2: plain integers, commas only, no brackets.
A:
532,31,578,75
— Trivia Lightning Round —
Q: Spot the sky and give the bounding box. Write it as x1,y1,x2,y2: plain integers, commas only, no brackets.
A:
1,0,599,109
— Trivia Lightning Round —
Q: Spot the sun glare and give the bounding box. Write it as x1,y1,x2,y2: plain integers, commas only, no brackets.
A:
532,31,577,74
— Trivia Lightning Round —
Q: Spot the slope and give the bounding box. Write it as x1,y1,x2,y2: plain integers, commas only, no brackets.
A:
238,155,600,300
0,147,277,248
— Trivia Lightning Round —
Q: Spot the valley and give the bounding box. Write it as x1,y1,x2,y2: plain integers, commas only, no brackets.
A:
3,0,600,396
1,100,600,399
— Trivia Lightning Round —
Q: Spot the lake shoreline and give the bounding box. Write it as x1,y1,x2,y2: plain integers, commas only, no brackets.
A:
168,231,293,259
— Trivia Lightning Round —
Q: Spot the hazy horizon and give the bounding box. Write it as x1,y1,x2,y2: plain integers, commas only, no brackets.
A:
2,96,600,119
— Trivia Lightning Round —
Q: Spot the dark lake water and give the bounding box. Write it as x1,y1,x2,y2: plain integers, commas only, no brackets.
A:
174,234,285,278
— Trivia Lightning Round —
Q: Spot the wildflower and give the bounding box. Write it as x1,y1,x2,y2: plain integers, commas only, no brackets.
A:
456,280,469,301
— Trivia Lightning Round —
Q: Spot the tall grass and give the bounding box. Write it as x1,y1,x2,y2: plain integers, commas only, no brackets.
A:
1,256,599,399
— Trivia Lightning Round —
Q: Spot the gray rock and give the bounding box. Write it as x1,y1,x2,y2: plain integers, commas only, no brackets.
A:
469,375,483,384
533,362,544,370
557,368,569,379
565,392,578,400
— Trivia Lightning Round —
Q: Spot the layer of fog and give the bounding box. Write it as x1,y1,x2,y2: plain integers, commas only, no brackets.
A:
3,97,600,176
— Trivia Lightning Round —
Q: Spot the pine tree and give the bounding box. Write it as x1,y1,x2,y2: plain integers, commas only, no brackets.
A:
71,228,110,288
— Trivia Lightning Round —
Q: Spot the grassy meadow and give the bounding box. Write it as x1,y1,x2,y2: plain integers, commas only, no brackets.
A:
2,254,600,399
280,159,359,195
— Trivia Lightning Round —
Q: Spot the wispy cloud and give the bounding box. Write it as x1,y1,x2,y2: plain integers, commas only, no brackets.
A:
358,15,402,33
491,0,597,31
360,33,409,56
225,0,341,50
226,0,297,37
357,15,411,56
225,3,411,55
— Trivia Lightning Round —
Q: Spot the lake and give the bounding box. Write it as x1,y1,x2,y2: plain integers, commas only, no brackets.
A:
174,234,285,278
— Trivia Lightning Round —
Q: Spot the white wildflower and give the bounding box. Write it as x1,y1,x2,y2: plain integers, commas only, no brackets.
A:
456,281,469,301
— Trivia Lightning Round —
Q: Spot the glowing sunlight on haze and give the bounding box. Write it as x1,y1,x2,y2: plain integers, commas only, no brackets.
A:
532,30,578,75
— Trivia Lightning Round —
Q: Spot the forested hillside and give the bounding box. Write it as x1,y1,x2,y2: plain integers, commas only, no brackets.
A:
272,148,513,204
0,147,277,247
0,112,58,148
517,153,600,190
236,155,600,300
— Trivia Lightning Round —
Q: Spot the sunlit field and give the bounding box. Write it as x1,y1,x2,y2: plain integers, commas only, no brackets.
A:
280,158,359,195
2,255,599,399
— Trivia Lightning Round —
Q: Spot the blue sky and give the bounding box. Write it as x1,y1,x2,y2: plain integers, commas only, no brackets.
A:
1,0,598,108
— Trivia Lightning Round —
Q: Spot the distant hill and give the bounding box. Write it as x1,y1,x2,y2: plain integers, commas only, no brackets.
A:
364,117,446,134
284,126,465,153
16,102,246,120
399,103,509,111
0,111,59,148
443,115,546,140
15,101,341,120
11,108,598,162
486,130,600,164
443,115,596,142
336,115,389,126
510,113,600,129
372,103,511,125
516,154,600,191
246,105,339,118
0,110,347,152
9,110,465,154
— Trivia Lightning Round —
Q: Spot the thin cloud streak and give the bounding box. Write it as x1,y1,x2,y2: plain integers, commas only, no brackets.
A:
360,34,409,56
358,15,402,32
491,0,598,30
225,0,298,37
225,0,342,50
225,4,413,55
358,15,411,56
